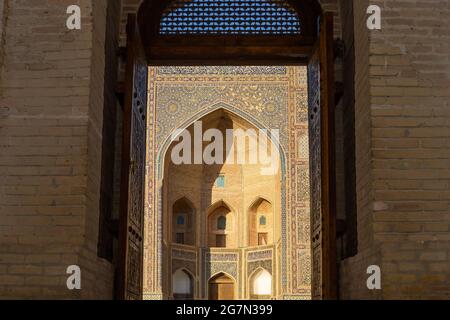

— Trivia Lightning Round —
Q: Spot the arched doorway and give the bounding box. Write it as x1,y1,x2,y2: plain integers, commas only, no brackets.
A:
208,273,235,300
172,269,194,300
250,268,272,299
158,106,283,299
118,0,337,300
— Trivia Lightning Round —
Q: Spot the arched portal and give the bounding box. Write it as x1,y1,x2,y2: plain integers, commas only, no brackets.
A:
122,0,338,301
158,106,284,298
208,273,235,300
172,269,194,299
250,268,272,299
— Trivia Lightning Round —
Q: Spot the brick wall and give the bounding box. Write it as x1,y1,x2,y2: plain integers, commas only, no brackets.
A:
1,0,448,300
0,0,113,299
368,0,450,299
339,0,450,300
338,0,383,299
79,0,114,299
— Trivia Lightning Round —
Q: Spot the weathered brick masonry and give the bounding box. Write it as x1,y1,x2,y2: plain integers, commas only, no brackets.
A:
367,0,450,299
0,0,113,299
340,0,450,300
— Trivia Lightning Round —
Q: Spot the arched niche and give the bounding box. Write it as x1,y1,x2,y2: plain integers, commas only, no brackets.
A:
250,268,272,299
172,269,194,299
161,106,285,250
207,200,235,248
248,198,273,246
208,272,235,300
172,197,195,246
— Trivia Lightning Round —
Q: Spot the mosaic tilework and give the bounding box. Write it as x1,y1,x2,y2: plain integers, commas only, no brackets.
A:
297,249,311,286
158,66,288,75
206,253,238,261
172,248,197,261
144,66,310,299
154,83,289,149
247,249,272,261
248,259,273,276
172,259,196,276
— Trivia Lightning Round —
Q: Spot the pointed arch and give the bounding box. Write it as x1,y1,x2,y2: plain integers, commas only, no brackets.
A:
157,102,287,180
172,197,196,245
155,103,289,295
209,270,236,283
249,267,272,298
208,272,236,300
248,196,273,210
248,197,273,246
172,268,194,299
206,199,235,217
172,195,196,211
174,267,195,280
206,199,235,248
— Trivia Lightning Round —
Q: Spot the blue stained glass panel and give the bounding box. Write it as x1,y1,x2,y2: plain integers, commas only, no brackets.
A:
160,0,301,35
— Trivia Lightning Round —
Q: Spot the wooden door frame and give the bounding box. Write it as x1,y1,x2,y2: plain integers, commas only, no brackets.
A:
208,273,236,300
318,12,337,299
116,17,136,300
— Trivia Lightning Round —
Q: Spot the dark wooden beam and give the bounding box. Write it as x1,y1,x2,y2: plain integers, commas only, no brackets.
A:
146,45,314,65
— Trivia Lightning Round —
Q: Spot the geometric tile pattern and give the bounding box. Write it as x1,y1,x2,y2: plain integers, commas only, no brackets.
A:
144,66,310,299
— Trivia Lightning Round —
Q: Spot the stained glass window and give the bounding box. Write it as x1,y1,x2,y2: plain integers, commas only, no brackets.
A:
177,215,185,225
215,175,225,188
217,216,227,230
259,215,267,225
160,0,301,35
